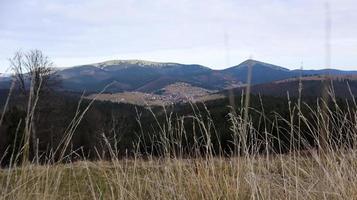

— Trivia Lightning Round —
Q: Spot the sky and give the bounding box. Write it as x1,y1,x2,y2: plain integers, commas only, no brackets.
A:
0,0,357,73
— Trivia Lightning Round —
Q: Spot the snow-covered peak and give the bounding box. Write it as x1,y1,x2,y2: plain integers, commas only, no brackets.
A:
92,59,177,69
0,73,12,78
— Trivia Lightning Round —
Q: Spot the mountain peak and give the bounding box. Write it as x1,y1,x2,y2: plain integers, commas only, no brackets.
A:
240,59,260,65
236,59,290,71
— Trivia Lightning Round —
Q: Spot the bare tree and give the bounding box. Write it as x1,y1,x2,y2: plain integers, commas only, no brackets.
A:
10,50,58,94
9,50,59,163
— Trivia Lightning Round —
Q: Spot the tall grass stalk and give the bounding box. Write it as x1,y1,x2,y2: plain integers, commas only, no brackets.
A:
1,84,357,199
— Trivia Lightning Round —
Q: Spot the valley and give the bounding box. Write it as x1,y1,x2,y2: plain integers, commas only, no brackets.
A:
86,82,224,106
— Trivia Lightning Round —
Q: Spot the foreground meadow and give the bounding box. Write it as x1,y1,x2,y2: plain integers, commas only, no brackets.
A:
1,149,357,200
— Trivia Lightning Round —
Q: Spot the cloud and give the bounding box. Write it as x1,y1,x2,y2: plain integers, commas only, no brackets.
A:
0,0,357,71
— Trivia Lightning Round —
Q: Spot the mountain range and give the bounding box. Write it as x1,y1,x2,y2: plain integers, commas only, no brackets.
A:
1,59,357,93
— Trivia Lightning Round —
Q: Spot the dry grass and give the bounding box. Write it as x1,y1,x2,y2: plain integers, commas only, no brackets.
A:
1,82,357,200
1,151,357,200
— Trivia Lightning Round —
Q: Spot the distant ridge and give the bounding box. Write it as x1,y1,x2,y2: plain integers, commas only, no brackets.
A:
1,59,357,93
92,60,187,69
224,74,357,98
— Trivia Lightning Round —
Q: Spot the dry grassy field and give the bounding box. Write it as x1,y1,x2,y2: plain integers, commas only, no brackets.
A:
1,150,357,200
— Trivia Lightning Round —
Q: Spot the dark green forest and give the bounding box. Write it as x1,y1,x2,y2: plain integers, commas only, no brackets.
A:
0,89,356,166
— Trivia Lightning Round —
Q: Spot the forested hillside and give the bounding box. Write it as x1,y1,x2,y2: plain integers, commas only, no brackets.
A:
1,88,355,165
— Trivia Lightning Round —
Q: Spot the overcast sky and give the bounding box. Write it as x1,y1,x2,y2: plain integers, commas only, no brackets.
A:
0,0,357,72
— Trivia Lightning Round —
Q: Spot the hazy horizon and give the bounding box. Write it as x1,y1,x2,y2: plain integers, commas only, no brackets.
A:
1,0,357,73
